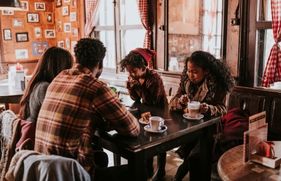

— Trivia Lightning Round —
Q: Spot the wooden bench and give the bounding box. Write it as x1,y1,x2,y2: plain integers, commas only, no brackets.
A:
227,86,281,140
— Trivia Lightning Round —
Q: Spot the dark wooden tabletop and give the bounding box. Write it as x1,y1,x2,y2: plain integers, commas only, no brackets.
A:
95,94,220,181
0,80,23,106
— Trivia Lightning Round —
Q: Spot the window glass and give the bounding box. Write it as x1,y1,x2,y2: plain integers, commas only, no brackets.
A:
257,0,272,21
168,0,223,73
256,29,274,85
94,0,145,70
120,0,142,25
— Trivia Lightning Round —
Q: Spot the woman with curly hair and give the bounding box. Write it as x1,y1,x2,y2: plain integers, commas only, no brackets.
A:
170,50,234,181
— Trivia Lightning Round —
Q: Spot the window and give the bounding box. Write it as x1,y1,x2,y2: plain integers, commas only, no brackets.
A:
93,0,145,71
240,0,273,86
166,0,224,73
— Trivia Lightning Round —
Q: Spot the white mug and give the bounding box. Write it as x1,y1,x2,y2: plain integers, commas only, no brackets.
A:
149,116,164,131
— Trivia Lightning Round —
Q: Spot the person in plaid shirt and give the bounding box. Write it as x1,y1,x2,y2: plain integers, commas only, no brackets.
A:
34,38,140,180
120,48,167,180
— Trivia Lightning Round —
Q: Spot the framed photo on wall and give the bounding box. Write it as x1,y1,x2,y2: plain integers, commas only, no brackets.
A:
20,1,29,11
45,29,56,38
27,13,39,23
34,2,46,11
2,10,14,15
34,27,42,38
62,6,69,16
56,0,62,7
46,12,54,24
3,29,12,41
16,32,29,42
15,49,28,60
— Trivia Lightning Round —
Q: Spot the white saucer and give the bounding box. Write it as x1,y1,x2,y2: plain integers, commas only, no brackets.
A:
144,125,167,133
139,118,149,124
183,113,204,120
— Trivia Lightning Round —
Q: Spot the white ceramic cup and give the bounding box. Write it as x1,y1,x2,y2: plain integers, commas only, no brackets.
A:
187,101,200,118
149,116,164,131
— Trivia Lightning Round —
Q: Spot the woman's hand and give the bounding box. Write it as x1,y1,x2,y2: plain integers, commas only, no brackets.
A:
179,94,189,105
169,97,182,111
200,103,209,113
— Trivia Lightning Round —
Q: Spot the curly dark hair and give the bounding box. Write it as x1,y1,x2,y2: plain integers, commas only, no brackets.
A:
120,52,148,71
74,38,106,69
19,46,73,119
181,51,234,92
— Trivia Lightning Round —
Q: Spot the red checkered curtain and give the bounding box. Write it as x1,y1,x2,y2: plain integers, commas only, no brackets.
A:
84,0,100,37
262,0,281,87
137,0,154,49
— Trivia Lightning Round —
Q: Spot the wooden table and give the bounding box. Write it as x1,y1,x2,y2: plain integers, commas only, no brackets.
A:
0,80,23,109
94,95,220,181
218,145,281,181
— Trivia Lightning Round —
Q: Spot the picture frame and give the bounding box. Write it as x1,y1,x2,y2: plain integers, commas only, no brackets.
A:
34,2,46,11
45,29,56,38
64,0,71,3
2,10,14,15
56,0,62,7
62,6,69,16
46,12,54,24
3,29,12,41
16,32,29,42
15,49,28,60
27,13,40,23
70,12,77,22
20,1,29,11
34,27,42,38
13,19,24,27
57,40,64,48
32,42,49,56
64,23,71,33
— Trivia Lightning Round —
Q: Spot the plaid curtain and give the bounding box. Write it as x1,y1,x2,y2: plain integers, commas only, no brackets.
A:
84,0,100,37
137,0,154,49
261,0,281,87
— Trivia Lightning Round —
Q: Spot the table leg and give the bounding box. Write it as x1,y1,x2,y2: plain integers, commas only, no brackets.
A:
128,152,147,181
113,153,121,166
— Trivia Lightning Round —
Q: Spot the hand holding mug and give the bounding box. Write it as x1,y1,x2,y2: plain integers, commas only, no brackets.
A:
169,97,182,111
200,103,209,113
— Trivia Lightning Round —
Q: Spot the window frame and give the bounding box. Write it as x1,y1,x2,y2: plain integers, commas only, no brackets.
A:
93,0,146,73
239,0,272,87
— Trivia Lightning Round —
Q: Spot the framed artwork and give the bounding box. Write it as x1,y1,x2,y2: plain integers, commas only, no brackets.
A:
2,10,14,15
15,49,28,60
34,27,42,38
64,0,71,2
45,29,56,38
46,12,54,24
62,6,69,16
65,38,70,49
27,13,40,23
72,28,78,36
13,19,24,27
3,29,12,41
57,40,64,48
70,12,76,22
34,2,46,11
32,42,49,56
20,1,29,11
16,32,29,42
56,0,62,7
64,23,71,33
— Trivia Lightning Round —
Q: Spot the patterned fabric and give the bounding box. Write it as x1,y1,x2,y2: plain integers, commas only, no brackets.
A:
262,0,281,87
84,0,100,37
127,69,167,106
35,64,140,172
171,74,227,117
137,0,154,49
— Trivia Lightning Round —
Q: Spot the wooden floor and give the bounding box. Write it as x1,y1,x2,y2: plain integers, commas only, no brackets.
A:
105,148,221,181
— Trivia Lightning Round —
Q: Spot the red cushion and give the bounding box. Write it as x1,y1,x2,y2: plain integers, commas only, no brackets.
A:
16,120,35,149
